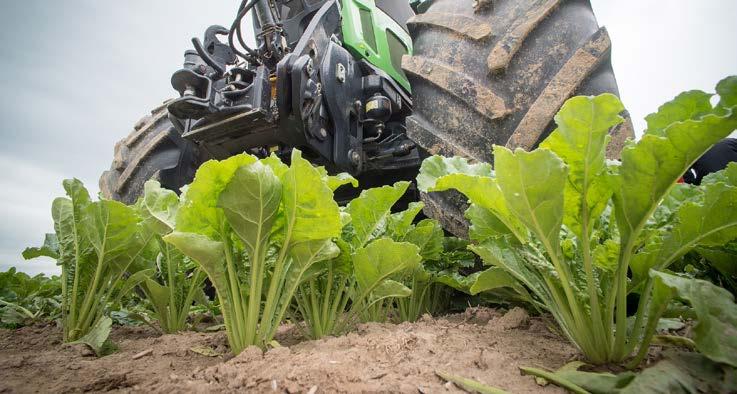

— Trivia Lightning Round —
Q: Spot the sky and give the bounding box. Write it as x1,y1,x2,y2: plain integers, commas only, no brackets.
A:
0,0,735,276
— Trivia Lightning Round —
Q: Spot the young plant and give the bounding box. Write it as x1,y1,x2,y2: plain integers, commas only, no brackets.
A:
0,267,61,327
294,182,422,338
392,216,446,322
418,76,737,365
164,150,347,353
25,180,151,345
134,181,208,333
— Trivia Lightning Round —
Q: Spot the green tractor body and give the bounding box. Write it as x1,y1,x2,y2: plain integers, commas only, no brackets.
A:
341,0,413,92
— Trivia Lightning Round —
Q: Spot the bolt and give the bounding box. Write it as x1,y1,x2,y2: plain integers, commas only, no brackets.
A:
336,63,346,83
306,59,314,75
349,150,361,166
319,128,327,139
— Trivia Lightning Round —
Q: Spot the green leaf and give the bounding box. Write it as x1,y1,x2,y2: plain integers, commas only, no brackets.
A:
288,240,341,278
434,271,477,294
717,76,737,110
465,204,515,242
417,155,492,192
82,200,141,270
702,162,737,186
650,271,737,367
468,267,527,296
401,219,444,261
614,101,737,250
69,316,112,357
540,94,622,238
386,202,424,238
218,162,281,257
695,246,737,278
418,155,528,242
112,269,153,306
633,181,737,282
592,240,619,272
469,238,553,308
141,180,180,234
353,238,421,295
327,172,359,191
163,232,228,307
282,150,343,243
620,352,727,394
260,153,289,178
315,166,359,192
140,277,171,329
346,182,409,249
372,279,412,299
176,154,258,239
644,90,714,136
23,233,59,260
493,146,567,254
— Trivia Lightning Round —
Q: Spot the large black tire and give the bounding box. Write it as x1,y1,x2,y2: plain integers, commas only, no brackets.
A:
99,101,202,204
403,0,633,236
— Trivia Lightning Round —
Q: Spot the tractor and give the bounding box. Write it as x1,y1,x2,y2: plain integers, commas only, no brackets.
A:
100,0,631,236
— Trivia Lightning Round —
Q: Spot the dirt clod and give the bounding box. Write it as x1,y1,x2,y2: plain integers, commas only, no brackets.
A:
489,307,530,331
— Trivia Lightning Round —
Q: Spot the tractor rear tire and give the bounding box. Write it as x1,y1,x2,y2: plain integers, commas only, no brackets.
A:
99,101,201,204
403,0,633,237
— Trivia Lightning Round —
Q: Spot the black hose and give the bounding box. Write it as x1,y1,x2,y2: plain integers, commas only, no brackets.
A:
228,0,260,62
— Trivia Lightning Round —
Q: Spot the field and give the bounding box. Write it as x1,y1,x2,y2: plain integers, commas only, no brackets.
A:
3,80,737,393
0,308,576,393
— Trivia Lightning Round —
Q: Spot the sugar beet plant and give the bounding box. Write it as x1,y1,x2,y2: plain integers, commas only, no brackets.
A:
419,77,737,365
164,150,352,353
293,181,423,338
25,180,151,345
134,181,208,333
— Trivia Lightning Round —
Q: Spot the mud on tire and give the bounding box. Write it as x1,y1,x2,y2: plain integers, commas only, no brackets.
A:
403,0,633,236
99,100,201,204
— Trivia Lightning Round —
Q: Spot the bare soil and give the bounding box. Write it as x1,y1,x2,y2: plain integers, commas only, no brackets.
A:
0,308,575,393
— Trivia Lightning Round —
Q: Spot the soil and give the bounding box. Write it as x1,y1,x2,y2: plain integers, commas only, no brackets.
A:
0,307,576,393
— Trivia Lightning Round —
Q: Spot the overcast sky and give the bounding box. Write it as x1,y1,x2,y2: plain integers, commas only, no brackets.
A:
1,1,736,276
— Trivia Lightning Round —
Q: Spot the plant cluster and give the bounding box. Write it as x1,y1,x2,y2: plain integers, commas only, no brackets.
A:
0,266,61,328
417,77,737,390
293,182,469,339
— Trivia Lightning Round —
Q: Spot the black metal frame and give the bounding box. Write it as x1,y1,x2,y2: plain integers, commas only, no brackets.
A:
167,0,420,176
